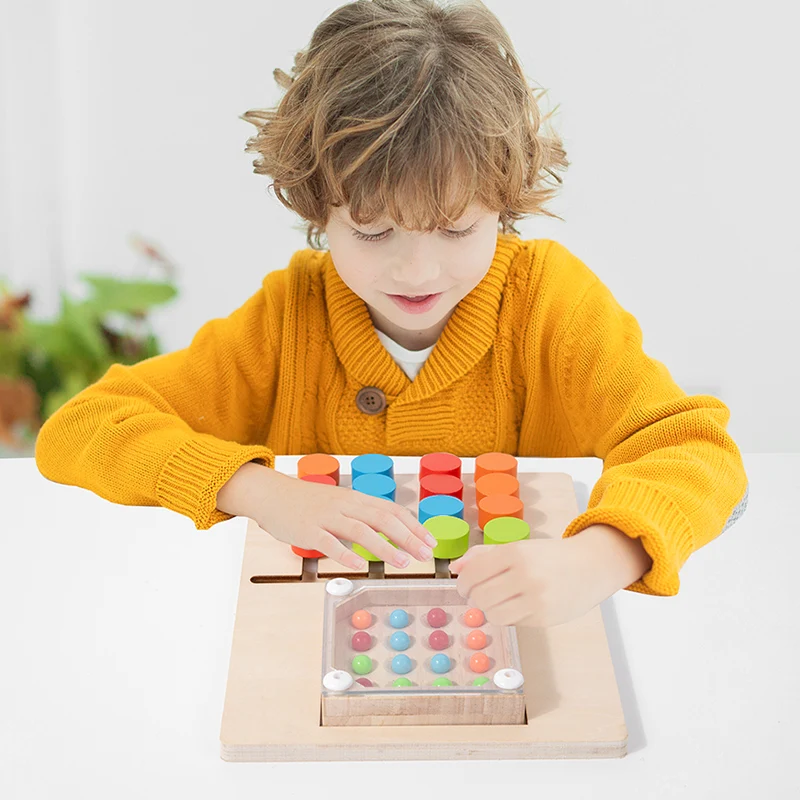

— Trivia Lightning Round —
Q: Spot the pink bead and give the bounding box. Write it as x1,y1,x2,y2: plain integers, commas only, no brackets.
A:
427,607,447,628
351,631,372,651
428,630,449,650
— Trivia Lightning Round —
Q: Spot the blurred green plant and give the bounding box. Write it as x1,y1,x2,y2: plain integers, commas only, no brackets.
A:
0,269,177,447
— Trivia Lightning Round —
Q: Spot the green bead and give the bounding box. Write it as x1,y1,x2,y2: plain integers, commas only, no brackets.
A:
432,677,453,687
352,533,396,562
392,677,413,687
472,676,490,686
483,516,531,546
423,515,470,559
351,655,373,675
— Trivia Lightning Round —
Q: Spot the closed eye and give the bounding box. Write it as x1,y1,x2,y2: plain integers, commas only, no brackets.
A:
350,222,478,242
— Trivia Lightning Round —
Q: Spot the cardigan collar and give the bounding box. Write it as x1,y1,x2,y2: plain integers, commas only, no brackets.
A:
323,233,524,406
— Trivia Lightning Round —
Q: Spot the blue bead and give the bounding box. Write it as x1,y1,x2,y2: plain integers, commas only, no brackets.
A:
418,494,465,524
389,631,410,651
389,609,409,628
351,453,395,481
352,473,396,501
430,654,451,674
391,654,413,675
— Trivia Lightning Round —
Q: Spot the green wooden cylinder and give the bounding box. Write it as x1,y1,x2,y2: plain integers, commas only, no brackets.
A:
423,515,471,559
352,533,395,562
483,516,531,546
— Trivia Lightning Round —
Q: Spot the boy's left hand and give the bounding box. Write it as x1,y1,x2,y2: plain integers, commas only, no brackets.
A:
449,525,650,628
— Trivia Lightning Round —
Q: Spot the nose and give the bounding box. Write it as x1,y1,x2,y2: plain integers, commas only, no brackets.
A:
390,240,441,289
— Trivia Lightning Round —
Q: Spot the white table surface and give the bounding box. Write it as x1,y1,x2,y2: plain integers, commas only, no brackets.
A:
1,453,797,798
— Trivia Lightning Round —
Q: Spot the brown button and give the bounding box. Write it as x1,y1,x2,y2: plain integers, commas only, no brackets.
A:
356,386,386,415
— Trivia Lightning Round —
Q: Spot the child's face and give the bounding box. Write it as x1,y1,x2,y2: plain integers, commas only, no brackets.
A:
325,202,502,338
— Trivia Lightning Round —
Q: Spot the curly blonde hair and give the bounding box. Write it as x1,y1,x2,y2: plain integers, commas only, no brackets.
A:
241,0,569,250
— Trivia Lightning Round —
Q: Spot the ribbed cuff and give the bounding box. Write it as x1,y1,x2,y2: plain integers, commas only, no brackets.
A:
562,479,695,596
156,436,275,529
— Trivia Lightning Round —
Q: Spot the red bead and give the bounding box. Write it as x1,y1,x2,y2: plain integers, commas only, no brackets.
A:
427,607,447,628
351,631,372,651
428,630,449,650
355,677,373,687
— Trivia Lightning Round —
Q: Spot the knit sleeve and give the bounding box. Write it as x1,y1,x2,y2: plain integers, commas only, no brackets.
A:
550,250,749,596
34,270,286,530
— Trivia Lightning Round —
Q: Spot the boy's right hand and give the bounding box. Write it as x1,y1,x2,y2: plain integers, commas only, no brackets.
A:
216,462,438,570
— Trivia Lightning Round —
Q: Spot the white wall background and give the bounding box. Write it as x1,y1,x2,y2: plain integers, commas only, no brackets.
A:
1,0,797,451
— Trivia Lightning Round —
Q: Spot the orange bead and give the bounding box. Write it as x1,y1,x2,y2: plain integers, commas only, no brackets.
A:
297,453,341,485
477,494,524,530
469,652,490,673
351,610,372,630
464,607,485,628
475,473,520,506
466,629,487,650
474,452,518,482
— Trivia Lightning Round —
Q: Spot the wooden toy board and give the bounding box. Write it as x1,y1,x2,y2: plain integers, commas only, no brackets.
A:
220,466,628,761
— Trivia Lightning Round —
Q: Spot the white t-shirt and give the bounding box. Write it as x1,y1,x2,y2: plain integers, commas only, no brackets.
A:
374,328,436,380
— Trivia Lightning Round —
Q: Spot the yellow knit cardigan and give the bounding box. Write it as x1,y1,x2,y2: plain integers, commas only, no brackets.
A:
35,234,749,596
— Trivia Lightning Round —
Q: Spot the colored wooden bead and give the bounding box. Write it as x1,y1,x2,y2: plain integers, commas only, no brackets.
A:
483,516,531,546
355,677,373,687
469,652,490,673
417,494,464,524
391,654,413,674
351,655,373,675
430,654,451,674
475,472,520,505
351,453,394,481
419,473,463,501
297,453,340,485
351,631,372,651
390,631,411,651
428,630,449,650
392,677,413,687
389,609,410,628
474,452,518,482
422,515,470,559
419,452,462,480
351,610,372,630
466,630,487,650
427,607,447,628
472,676,490,686
477,494,524,530
464,608,485,628
432,677,453,687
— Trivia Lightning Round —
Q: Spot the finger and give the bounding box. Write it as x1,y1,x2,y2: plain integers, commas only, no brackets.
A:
469,572,521,613
332,517,411,569
449,544,490,574
483,594,531,627
312,530,368,571
455,546,512,599
350,500,434,562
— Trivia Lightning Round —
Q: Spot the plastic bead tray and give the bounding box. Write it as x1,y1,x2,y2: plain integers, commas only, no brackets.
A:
321,578,526,727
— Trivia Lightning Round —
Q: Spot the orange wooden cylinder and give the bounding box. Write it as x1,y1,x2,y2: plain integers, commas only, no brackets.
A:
475,472,520,506
297,453,340,485
474,452,518,482
477,494,524,530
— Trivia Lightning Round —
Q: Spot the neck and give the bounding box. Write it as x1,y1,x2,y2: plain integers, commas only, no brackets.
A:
368,305,452,350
